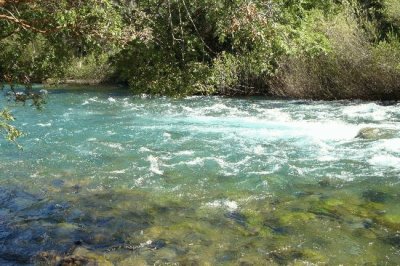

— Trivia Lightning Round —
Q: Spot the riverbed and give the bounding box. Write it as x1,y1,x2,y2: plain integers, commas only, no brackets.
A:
1,86,399,265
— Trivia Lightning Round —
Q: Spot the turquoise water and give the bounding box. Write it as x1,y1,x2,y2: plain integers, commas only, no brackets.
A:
1,86,400,265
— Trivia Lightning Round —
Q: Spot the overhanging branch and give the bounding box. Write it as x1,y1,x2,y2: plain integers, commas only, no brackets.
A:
0,13,47,33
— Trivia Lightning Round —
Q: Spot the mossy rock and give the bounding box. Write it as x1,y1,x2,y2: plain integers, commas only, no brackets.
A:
243,210,263,226
315,197,373,220
279,212,316,226
72,247,113,266
376,214,400,230
352,227,377,239
143,225,166,239
324,198,345,208
268,249,304,265
359,202,386,218
301,249,328,264
119,257,148,266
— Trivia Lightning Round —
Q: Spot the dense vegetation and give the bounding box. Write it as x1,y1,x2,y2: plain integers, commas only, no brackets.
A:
1,0,399,99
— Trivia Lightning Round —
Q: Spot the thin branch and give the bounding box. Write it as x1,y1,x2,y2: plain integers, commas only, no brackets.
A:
178,2,185,62
0,13,47,33
167,0,176,45
181,0,215,54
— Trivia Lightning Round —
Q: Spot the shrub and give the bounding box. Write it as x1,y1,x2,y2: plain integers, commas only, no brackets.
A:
63,53,114,82
270,4,400,100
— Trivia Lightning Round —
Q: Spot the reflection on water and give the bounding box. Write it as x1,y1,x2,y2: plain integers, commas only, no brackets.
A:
0,86,400,264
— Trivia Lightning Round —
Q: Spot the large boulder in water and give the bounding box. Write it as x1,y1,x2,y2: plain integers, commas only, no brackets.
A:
355,127,396,140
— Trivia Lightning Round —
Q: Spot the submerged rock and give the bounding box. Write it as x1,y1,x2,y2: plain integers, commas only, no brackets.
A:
279,212,316,226
225,211,247,226
376,214,400,231
177,256,201,266
384,234,400,248
263,218,290,235
362,190,388,203
0,187,42,212
148,239,167,250
52,179,65,188
217,250,239,263
318,178,331,188
268,249,303,265
0,226,73,264
294,191,314,198
363,219,374,229
0,186,153,264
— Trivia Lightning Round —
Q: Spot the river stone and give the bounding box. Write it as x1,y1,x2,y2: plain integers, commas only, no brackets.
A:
355,127,396,140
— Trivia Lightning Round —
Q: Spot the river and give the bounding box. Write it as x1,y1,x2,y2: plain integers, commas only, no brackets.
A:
0,86,399,264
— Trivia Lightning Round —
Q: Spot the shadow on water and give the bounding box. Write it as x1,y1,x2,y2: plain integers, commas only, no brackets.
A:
44,85,130,96
0,186,153,265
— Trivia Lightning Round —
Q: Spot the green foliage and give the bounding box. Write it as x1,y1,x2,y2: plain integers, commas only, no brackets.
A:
0,108,22,146
63,53,113,81
0,0,399,99
0,0,134,83
271,4,400,100
112,0,299,95
384,0,400,26
0,35,67,83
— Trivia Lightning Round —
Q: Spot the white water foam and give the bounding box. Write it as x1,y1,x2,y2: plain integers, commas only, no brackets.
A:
375,138,400,153
253,145,265,155
139,147,152,153
174,150,195,156
147,155,164,175
110,169,127,174
37,123,52,127
369,154,400,169
205,200,238,211
101,142,124,151
343,103,389,121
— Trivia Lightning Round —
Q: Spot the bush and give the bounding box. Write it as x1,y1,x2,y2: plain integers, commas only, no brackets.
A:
63,53,114,82
270,5,400,100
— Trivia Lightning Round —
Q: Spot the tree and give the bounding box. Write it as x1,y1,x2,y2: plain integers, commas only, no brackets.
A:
0,0,135,84
0,0,136,144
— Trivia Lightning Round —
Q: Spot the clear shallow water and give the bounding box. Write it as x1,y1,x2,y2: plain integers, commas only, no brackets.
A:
1,86,400,265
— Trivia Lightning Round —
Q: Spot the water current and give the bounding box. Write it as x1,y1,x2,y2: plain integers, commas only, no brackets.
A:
0,86,399,265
